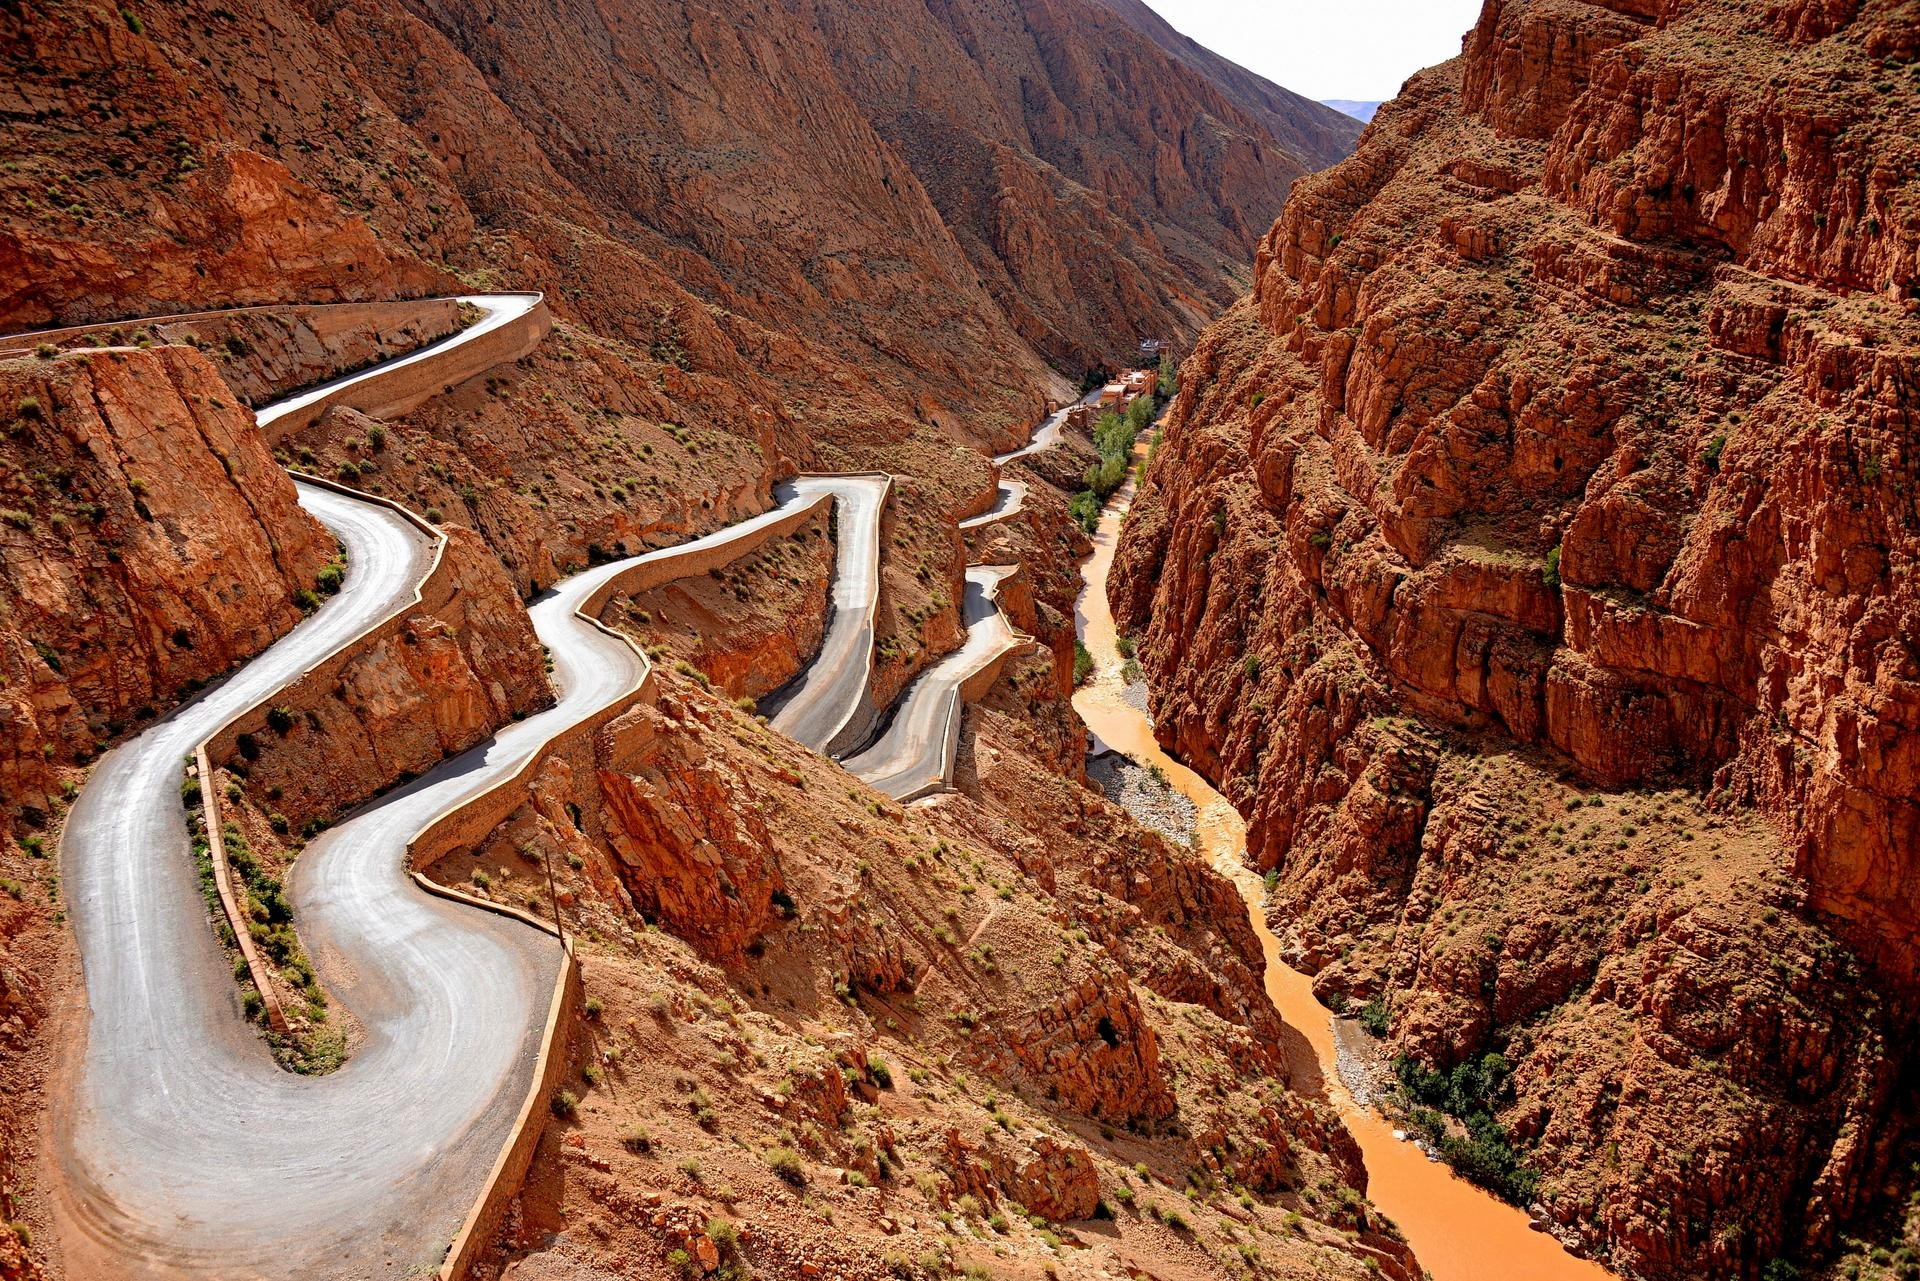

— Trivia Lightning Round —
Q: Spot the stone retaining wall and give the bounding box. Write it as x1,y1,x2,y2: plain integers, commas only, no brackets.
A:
204,472,448,767
192,744,291,1035
434,936,579,1281
259,295,550,442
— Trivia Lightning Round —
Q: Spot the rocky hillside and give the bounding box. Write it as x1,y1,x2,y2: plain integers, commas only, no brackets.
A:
800,0,1360,368
1113,0,1920,1276
0,2,1390,1278
0,0,1353,404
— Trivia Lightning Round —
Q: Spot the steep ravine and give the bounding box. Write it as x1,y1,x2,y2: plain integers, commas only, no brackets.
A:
1109,0,1920,1275
1075,466,1611,1281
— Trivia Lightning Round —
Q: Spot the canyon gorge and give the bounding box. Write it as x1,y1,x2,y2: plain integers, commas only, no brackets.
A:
1113,0,1920,1276
0,0,1915,1280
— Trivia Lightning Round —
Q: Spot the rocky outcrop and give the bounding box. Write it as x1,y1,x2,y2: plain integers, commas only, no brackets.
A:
608,508,836,701
0,3,447,329
937,1129,1100,1222
217,524,551,830
1112,0,1920,1275
595,692,791,964
0,345,333,813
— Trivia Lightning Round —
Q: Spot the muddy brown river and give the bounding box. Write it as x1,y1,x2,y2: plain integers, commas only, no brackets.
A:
1071,468,1612,1281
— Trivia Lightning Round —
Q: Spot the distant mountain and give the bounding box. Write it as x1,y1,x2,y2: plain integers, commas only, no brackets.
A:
1083,0,1365,170
1320,99,1384,123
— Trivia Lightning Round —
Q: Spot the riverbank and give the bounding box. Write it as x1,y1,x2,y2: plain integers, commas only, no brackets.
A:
1070,468,1614,1281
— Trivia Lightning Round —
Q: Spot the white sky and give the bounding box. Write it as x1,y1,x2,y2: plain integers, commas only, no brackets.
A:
1140,0,1485,102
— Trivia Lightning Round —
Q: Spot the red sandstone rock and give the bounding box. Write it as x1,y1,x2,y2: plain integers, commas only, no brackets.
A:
1113,0,1920,1274
0,346,333,812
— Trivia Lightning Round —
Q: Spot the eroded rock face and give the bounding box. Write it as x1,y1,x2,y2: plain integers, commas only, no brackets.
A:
597,694,790,964
796,0,1358,371
221,525,551,829
0,5,446,329
1112,0,1920,1274
0,346,332,811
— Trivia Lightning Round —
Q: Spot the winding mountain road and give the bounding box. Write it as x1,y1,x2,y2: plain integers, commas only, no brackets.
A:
763,474,891,756
49,299,836,1278
827,400,1078,797
992,401,1070,465
959,477,1028,530
46,294,1061,1273
843,564,1025,801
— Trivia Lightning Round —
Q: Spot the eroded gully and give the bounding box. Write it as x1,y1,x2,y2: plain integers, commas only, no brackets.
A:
1070,469,1614,1281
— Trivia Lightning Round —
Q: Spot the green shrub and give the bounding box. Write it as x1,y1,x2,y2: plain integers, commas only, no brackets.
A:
549,1089,579,1118
766,1145,805,1184
1359,997,1391,1037
1067,489,1101,533
1396,1052,1538,1203
1072,640,1093,687
1541,545,1562,590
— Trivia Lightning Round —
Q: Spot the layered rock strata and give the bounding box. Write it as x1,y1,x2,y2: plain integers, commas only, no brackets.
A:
1112,0,1920,1274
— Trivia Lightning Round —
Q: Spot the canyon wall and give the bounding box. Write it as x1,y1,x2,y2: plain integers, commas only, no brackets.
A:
0,345,334,814
1113,0,1919,1275
1,0,1354,437
797,0,1360,370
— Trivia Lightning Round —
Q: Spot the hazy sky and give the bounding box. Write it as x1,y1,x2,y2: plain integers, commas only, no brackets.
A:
1140,0,1485,102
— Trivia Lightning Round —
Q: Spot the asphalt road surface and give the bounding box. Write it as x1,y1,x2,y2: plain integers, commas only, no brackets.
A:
992,403,1068,465
841,565,1023,801
764,475,890,756
53,303,818,1279
958,477,1028,530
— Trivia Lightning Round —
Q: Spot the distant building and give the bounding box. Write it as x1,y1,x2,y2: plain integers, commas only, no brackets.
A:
1138,338,1165,363
1098,382,1127,409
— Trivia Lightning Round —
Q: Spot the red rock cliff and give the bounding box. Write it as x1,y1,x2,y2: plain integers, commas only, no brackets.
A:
1113,0,1920,1274
0,346,335,813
